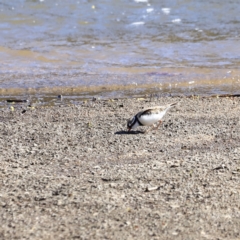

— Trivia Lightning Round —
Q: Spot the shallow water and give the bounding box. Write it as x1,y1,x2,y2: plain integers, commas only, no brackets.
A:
0,0,240,101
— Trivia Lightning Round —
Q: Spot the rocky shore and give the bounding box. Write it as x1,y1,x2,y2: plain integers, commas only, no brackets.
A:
0,96,240,239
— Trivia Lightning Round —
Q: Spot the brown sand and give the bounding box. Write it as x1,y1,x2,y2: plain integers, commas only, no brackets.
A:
0,96,240,239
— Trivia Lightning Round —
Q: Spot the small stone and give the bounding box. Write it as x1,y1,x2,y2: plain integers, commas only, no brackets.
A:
145,186,160,192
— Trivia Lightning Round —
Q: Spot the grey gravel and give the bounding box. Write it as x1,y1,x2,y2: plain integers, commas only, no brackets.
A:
0,97,240,239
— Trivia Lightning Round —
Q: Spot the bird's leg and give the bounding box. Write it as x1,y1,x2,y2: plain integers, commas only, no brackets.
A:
144,121,163,134
144,125,155,134
155,120,162,130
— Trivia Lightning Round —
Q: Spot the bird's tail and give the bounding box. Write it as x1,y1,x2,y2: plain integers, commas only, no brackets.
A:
169,102,178,107
165,102,178,111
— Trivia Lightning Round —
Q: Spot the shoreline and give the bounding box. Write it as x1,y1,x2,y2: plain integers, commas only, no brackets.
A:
1,96,240,239
0,69,240,104
1,92,240,110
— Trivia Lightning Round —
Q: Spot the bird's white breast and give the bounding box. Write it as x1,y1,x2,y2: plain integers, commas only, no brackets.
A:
138,111,166,126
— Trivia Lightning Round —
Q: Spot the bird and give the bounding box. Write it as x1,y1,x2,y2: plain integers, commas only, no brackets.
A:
127,102,177,133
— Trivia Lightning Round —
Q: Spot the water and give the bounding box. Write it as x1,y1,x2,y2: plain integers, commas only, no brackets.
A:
0,0,240,103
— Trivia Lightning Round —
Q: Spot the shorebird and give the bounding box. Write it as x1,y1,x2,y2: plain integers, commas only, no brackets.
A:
127,102,177,133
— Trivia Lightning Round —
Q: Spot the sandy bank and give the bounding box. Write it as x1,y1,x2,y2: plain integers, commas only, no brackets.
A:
0,96,240,239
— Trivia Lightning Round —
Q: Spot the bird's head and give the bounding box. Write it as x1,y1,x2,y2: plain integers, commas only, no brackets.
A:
127,116,136,131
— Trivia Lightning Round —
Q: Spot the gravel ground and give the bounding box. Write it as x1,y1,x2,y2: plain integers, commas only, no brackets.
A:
0,96,240,239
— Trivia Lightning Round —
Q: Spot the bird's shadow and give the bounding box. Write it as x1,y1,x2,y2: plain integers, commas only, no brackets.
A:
115,130,144,135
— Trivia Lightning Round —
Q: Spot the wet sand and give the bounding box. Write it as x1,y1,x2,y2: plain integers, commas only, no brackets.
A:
1,96,240,239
